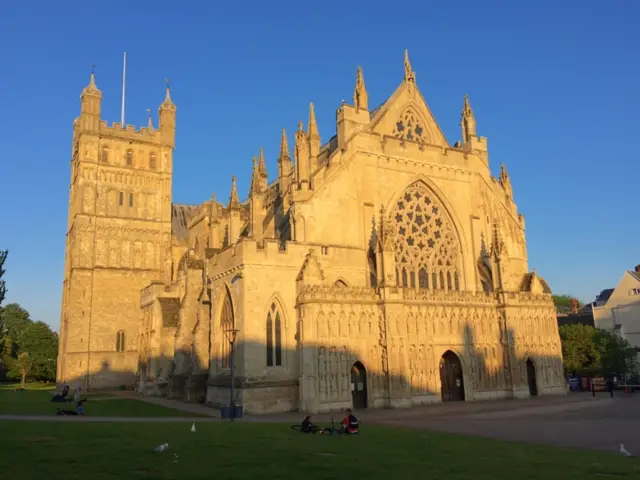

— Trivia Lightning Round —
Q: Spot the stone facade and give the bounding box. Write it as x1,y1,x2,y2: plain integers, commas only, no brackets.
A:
60,51,566,411
57,73,175,389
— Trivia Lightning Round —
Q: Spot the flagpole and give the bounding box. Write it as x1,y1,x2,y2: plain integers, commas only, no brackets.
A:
121,52,127,125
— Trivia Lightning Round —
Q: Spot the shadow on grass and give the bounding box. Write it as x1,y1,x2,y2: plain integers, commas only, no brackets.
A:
0,421,637,480
0,387,204,417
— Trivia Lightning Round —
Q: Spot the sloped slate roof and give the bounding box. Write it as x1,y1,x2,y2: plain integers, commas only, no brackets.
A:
171,204,198,240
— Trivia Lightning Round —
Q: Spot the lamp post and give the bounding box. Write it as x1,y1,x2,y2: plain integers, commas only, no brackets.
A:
225,328,239,421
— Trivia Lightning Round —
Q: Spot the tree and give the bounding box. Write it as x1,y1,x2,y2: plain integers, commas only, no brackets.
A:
0,250,7,368
559,324,601,375
553,294,583,315
0,303,32,343
0,250,7,307
0,303,58,383
18,321,58,381
593,330,638,378
8,352,33,387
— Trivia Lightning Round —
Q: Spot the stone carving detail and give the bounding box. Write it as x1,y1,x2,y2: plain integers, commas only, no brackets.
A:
392,182,461,290
294,282,563,412
379,209,396,251
298,285,378,303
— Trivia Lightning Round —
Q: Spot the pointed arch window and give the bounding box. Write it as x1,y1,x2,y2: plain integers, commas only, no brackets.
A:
149,152,157,169
266,302,283,367
126,149,133,166
116,330,126,353
220,289,234,368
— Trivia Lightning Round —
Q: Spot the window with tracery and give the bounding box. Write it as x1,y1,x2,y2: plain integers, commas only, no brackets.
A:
392,182,461,291
220,289,234,368
266,302,283,367
392,108,426,144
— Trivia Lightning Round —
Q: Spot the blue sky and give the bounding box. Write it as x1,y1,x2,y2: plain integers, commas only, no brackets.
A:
1,1,639,330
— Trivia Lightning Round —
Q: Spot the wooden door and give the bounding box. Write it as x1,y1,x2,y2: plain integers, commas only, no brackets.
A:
440,351,465,402
351,362,368,409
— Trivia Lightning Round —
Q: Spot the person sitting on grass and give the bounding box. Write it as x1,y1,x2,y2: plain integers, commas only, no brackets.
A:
76,398,87,416
301,415,318,433
51,384,71,403
340,409,359,434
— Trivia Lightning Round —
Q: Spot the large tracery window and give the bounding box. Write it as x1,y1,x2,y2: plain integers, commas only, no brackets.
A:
392,181,461,291
220,288,234,368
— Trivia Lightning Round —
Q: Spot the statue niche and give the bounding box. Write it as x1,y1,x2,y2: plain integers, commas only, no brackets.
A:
478,233,494,293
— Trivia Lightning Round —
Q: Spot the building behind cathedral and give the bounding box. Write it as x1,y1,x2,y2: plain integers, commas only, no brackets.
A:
57,51,566,413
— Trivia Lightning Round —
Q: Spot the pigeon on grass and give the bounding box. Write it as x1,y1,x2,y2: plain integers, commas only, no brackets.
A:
620,444,635,458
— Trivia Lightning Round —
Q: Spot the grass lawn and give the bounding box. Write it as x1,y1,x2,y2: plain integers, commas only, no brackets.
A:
0,421,637,480
0,385,204,417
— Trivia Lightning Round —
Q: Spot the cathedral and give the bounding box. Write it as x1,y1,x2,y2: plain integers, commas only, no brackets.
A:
58,51,566,414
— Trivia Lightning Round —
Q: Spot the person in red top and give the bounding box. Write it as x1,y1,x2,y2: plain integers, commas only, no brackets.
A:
340,409,359,434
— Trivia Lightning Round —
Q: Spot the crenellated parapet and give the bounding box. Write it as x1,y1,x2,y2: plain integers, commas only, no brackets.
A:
503,291,555,308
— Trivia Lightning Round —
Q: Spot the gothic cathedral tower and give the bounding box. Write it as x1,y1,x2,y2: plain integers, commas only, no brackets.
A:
57,72,175,389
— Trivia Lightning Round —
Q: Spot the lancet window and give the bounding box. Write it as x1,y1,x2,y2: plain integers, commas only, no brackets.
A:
116,330,126,353
220,289,234,368
266,302,283,367
392,181,461,291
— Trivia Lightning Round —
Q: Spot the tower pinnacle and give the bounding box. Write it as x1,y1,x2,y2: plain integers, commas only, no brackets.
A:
228,176,240,210
279,129,290,160
82,66,101,97
308,102,319,140
250,156,260,195
353,66,368,112
161,78,176,110
404,49,415,83
258,147,267,177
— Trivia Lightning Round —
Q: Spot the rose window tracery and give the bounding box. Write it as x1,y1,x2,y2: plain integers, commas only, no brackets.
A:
392,182,461,291
392,108,426,144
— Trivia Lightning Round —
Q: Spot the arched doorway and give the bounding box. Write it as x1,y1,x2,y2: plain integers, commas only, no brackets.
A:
526,358,538,396
439,350,465,402
351,362,368,409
